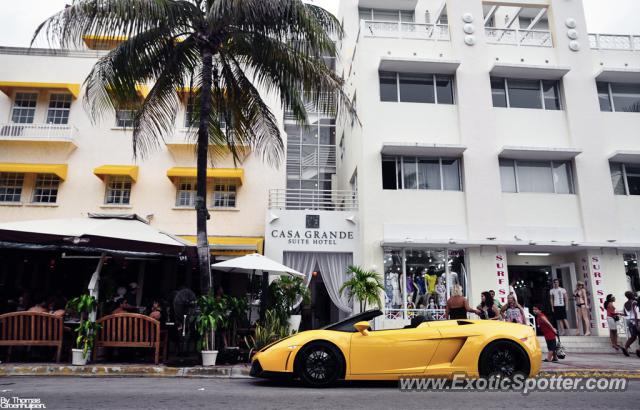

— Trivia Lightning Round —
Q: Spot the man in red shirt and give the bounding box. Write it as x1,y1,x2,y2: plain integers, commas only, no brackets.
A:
533,305,558,362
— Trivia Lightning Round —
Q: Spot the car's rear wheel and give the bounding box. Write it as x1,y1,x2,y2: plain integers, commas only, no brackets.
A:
295,341,344,387
479,340,530,378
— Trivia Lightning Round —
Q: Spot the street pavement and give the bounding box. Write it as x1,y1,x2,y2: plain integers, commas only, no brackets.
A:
0,376,638,410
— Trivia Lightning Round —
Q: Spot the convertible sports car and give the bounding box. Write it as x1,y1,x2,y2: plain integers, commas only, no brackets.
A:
250,310,541,386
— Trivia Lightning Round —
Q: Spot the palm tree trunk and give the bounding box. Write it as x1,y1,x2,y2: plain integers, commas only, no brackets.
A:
196,48,213,295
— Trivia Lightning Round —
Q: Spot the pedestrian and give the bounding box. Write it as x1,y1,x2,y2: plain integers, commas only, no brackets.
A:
477,291,500,320
501,294,526,324
573,281,591,336
533,305,558,362
620,291,640,357
604,294,621,351
549,278,569,335
489,290,502,309
445,285,479,320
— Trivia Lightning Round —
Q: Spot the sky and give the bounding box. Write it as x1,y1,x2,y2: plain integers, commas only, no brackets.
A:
0,0,638,47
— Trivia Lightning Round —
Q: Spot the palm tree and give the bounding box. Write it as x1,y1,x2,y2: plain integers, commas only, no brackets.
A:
33,0,354,294
339,266,385,312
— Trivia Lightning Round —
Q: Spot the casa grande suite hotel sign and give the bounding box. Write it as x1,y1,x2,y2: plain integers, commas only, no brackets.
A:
270,214,355,246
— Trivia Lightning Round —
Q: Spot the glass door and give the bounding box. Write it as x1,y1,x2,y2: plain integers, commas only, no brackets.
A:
551,263,578,332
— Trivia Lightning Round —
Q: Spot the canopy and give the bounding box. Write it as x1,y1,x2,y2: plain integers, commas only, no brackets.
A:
93,165,139,182
211,253,303,278
0,214,195,258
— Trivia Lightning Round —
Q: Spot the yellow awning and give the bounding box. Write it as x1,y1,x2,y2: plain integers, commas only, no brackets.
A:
180,236,264,256
0,163,68,180
93,165,139,182
135,84,150,99
82,35,127,50
0,82,81,99
166,167,244,185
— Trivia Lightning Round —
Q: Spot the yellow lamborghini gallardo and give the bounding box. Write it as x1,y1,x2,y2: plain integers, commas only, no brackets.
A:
250,310,541,387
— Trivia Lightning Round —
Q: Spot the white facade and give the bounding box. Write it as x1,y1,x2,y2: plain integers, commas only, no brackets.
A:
335,0,640,333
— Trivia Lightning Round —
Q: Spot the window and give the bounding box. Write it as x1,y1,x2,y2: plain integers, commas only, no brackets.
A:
32,174,60,203
46,94,72,125
285,118,336,191
610,163,640,195
184,95,199,128
597,82,640,113
358,8,414,22
175,178,196,207
11,92,38,124
382,156,461,191
490,78,561,110
383,248,467,317
379,72,454,104
115,109,135,128
499,159,574,194
105,175,132,205
213,181,236,208
0,173,24,202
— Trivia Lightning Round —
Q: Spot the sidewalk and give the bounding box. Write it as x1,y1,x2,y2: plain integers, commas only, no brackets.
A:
539,353,640,378
0,354,638,379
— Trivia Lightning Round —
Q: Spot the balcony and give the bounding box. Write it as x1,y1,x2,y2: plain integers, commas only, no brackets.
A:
485,27,552,47
0,123,78,144
269,189,358,211
361,20,450,41
589,33,640,51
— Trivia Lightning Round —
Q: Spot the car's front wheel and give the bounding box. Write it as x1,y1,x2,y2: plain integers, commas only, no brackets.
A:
478,340,530,378
295,341,344,387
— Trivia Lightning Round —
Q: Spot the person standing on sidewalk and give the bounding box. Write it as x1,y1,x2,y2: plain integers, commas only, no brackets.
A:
604,294,621,351
533,305,558,362
621,291,640,357
550,279,569,335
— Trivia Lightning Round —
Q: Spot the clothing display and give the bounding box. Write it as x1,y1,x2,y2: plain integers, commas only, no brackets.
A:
389,272,402,307
426,274,437,294
435,277,446,307
627,268,640,293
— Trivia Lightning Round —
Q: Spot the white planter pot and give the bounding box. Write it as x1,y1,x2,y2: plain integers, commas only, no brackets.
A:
201,350,218,366
71,348,90,366
288,315,302,334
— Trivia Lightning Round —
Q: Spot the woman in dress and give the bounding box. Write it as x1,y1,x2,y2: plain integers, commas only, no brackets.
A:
501,294,526,324
604,294,620,350
573,281,591,336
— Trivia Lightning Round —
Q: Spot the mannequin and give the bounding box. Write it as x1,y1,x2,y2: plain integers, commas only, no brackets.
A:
436,275,446,307
389,271,402,307
415,269,426,305
406,272,415,305
426,266,438,296
426,297,437,310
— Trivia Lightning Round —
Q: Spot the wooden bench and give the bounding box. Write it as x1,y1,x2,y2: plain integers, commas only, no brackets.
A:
94,313,161,364
0,312,64,362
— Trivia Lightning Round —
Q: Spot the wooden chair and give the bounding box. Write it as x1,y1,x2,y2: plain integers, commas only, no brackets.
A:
94,313,161,364
0,312,64,362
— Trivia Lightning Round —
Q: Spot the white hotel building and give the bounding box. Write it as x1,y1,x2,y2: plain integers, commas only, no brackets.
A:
1,0,640,334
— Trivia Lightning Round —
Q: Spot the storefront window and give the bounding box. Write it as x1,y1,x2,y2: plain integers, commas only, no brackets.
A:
383,247,467,320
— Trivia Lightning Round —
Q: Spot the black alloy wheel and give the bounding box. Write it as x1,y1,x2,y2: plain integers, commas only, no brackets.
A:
296,342,344,387
479,340,530,378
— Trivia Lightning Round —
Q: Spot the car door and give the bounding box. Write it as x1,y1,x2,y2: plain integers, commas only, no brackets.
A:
349,326,442,375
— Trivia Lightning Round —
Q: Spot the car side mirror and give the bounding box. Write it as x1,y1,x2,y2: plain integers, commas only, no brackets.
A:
354,321,370,335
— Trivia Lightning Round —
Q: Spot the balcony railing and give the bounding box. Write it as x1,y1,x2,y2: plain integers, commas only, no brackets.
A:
485,27,553,47
589,33,640,51
269,189,358,211
0,123,77,142
362,20,450,41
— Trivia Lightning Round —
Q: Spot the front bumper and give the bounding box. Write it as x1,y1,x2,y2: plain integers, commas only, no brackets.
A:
250,359,293,380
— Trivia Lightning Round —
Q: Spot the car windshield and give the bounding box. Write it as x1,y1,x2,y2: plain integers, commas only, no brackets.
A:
322,309,383,332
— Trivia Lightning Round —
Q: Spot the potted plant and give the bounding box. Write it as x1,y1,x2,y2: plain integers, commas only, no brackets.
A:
276,276,310,333
195,294,227,366
339,266,385,312
66,294,98,365
245,309,289,360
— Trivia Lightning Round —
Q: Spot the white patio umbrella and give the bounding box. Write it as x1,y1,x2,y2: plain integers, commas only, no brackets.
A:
211,253,303,277
211,253,303,323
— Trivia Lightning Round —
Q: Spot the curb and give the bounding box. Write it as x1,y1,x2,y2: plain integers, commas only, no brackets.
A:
539,369,640,379
0,364,252,379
